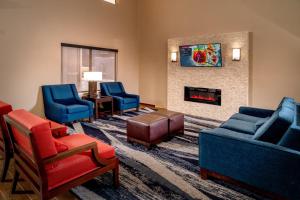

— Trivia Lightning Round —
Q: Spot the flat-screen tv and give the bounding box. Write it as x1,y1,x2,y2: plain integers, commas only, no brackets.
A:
179,43,222,67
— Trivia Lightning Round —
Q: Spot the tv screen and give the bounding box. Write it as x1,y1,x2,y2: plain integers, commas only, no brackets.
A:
179,43,222,67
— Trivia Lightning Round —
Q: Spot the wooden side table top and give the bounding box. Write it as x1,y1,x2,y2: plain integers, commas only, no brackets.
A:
82,95,113,119
82,95,113,102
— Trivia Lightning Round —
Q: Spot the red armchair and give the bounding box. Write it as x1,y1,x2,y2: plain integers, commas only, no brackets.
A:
0,101,13,182
4,109,119,200
0,100,67,182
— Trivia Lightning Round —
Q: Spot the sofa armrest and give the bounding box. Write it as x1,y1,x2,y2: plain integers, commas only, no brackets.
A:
239,106,274,118
199,130,300,199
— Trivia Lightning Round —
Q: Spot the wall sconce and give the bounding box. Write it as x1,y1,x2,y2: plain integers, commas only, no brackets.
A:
232,48,241,61
171,52,177,62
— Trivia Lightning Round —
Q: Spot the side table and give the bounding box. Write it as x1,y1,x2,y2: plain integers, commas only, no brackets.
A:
82,96,114,119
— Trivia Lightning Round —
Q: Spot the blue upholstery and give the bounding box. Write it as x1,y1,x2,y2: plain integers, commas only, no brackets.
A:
200,130,300,200
100,82,140,113
253,103,294,143
42,84,93,123
220,119,257,135
278,127,300,151
199,97,300,199
230,113,265,123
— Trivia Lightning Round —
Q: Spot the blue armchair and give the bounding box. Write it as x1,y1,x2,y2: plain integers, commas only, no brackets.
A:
100,82,140,114
42,84,94,123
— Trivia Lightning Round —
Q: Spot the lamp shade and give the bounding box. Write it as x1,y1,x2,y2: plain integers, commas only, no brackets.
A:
83,72,103,81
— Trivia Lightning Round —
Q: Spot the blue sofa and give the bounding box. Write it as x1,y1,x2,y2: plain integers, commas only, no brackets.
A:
42,84,94,123
199,97,300,200
100,82,140,114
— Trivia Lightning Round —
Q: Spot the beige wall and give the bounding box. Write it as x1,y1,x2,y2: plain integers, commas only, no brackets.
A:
1,0,300,117
0,0,139,116
137,0,300,109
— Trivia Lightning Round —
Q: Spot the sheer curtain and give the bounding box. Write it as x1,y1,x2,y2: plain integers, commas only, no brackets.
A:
61,45,117,92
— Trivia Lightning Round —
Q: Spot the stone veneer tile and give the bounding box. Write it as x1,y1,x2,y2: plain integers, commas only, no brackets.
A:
167,32,249,121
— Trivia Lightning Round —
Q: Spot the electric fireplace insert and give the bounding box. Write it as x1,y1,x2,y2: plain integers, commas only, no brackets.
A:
184,86,221,106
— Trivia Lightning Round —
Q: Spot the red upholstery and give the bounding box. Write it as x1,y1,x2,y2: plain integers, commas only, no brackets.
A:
8,109,58,159
47,134,115,190
53,138,68,153
6,109,119,197
48,120,68,138
57,134,115,159
47,154,98,190
0,101,13,141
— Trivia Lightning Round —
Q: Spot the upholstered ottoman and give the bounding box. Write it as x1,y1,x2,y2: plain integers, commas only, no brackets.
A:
127,114,168,149
153,110,184,135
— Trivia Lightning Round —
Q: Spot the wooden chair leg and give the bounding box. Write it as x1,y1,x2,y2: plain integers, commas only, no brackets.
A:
0,152,11,182
113,160,120,188
11,170,20,194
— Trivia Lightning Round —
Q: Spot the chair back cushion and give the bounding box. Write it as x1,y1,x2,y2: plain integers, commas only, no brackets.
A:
0,101,13,141
8,109,57,159
50,84,77,104
253,106,294,143
102,82,125,95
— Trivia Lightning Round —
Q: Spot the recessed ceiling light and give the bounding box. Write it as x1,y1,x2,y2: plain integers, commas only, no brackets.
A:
104,0,116,4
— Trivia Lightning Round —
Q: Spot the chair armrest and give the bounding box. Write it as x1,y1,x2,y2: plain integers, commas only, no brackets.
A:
112,96,124,103
199,130,300,199
125,93,139,99
76,99,94,108
239,106,274,118
43,142,112,166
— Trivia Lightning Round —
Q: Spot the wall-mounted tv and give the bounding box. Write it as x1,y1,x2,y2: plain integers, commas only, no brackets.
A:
179,43,222,67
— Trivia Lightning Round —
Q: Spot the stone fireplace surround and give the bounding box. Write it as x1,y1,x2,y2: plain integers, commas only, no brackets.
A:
167,32,250,121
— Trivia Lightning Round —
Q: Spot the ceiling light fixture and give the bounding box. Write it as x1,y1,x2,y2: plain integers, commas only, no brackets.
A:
104,0,116,5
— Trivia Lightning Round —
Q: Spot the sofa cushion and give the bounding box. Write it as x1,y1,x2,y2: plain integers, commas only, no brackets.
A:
230,113,265,123
255,117,270,129
253,107,294,143
220,119,257,135
123,97,138,104
51,85,74,101
201,128,253,140
66,105,89,114
278,127,300,151
46,153,98,190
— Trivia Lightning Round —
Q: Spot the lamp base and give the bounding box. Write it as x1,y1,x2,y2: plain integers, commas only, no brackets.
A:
88,81,98,98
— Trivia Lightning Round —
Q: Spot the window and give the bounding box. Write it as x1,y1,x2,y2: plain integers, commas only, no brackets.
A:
61,43,117,92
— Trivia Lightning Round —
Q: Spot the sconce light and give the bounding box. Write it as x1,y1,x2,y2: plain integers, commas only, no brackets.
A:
171,52,177,62
232,48,241,61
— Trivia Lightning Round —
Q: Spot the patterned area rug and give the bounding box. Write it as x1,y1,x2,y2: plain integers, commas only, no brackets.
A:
71,109,268,200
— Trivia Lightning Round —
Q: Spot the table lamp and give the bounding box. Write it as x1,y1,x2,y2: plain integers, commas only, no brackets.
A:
83,72,102,98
